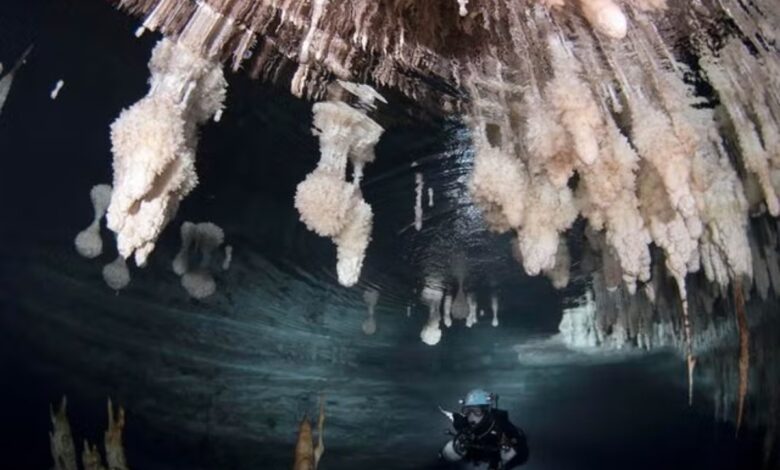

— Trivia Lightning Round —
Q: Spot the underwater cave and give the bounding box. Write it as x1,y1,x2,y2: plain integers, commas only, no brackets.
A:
1,0,779,469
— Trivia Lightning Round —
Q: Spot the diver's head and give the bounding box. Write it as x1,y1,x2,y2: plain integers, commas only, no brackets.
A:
461,389,494,426
463,405,489,425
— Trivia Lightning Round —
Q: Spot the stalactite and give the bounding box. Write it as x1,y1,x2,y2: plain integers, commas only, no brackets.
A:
414,172,424,231
470,143,527,235
222,245,233,270
106,0,780,303
733,280,749,435
362,288,379,335
451,283,468,322
420,281,444,345
0,45,32,115
103,255,131,291
559,290,599,348
294,82,384,287
51,79,65,100
701,40,780,217
577,0,628,39
451,257,469,322
684,300,696,406
456,0,469,17
75,185,112,259
544,35,652,292
443,294,453,328
490,293,499,327
470,118,577,277
544,237,571,289
299,0,329,64
466,294,478,328
173,221,225,299
107,37,226,267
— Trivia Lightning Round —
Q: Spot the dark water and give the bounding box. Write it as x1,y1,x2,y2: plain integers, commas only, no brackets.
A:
0,1,772,469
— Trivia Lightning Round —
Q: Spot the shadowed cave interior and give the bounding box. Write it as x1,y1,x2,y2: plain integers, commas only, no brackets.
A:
1,1,779,469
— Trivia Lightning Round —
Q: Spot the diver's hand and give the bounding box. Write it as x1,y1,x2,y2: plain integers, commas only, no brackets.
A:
500,445,517,463
453,432,473,456
438,406,454,422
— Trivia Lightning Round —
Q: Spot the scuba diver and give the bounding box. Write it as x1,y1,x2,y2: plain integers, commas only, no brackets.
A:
439,389,529,469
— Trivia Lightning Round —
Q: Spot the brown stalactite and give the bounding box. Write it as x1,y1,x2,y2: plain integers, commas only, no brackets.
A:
682,297,696,406
49,398,130,470
293,396,326,470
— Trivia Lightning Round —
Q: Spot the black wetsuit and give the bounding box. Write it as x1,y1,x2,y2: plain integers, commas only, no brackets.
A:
452,409,529,469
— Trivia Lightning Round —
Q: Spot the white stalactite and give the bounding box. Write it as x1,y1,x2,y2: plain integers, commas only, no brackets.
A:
414,172,424,231
102,256,130,291
173,221,224,299
362,288,379,335
701,41,780,217
490,294,499,327
443,294,453,328
456,0,469,17
451,281,469,321
107,38,226,267
577,0,627,39
50,79,64,100
0,45,32,116
516,176,578,275
299,0,330,64
466,294,478,328
295,83,385,287
544,237,571,289
75,185,113,259
470,143,527,234
420,283,444,345
559,290,599,348
222,245,233,271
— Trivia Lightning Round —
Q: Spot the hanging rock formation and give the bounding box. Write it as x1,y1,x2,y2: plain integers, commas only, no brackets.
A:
294,81,385,287
362,288,379,335
107,36,226,267
107,0,780,303
0,45,32,116
75,185,113,259
172,221,226,299
102,256,131,291
420,280,445,346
